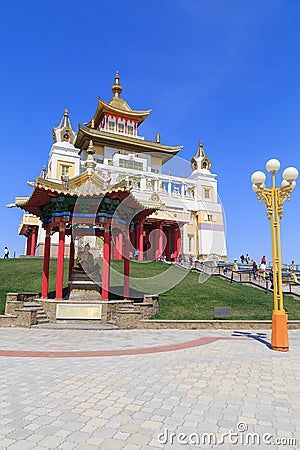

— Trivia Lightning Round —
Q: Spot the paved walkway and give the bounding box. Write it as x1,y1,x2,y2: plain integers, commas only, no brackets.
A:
1,329,300,449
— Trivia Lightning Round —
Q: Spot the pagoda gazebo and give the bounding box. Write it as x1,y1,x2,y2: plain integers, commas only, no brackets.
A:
12,142,163,321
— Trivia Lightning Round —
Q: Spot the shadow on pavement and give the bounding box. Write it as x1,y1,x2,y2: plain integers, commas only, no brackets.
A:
231,331,272,349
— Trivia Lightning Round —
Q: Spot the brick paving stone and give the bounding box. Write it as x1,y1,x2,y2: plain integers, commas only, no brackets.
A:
67,430,91,443
37,435,65,448
6,429,33,440
61,421,84,432
7,442,37,450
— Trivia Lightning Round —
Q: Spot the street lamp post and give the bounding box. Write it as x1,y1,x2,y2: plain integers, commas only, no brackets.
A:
251,159,298,352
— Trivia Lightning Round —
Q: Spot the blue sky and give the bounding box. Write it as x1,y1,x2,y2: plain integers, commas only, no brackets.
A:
1,0,300,264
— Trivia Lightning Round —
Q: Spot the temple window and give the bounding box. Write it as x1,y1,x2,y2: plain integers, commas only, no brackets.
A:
109,120,115,132
58,162,75,178
203,186,213,201
118,122,124,133
61,165,69,176
127,125,134,135
119,159,143,171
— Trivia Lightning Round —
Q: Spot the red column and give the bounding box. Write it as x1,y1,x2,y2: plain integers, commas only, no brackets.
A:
155,226,160,261
157,224,164,260
55,225,66,299
175,227,181,261
26,234,32,256
102,224,111,300
30,228,37,256
138,222,144,261
41,231,51,298
68,236,75,292
116,232,123,260
123,235,130,299
135,223,139,250
165,229,170,260
111,233,116,259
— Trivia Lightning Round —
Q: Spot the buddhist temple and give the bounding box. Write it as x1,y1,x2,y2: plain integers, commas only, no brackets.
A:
8,72,227,307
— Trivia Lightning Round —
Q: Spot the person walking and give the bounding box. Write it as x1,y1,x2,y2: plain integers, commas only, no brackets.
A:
259,261,266,280
252,261,258,280
269,268,274,290
4,246,9,259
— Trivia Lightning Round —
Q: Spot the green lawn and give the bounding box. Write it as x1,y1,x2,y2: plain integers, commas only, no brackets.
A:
0,258,69,314
1,258,299,320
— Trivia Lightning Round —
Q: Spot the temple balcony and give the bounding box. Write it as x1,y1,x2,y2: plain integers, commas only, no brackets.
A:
98,126,145,140
18,214,40,236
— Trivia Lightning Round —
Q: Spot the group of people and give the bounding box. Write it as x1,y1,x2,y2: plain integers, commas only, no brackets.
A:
251,255,267,280
240,253,251,264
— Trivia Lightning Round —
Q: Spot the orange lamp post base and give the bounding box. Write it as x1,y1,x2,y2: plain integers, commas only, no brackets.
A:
271,310,289,352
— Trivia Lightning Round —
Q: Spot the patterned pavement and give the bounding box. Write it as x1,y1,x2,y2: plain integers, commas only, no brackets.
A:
1,329,300,449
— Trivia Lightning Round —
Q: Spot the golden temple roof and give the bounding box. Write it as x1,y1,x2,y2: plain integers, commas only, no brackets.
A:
75,125,183,162
84,72,152,129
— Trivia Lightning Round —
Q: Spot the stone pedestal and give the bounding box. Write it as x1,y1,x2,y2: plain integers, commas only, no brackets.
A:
68,267,101,301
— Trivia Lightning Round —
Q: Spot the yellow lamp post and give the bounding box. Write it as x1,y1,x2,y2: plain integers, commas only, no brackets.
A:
251,159,298,352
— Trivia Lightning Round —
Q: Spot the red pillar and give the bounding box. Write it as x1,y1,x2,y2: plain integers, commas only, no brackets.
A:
165,229,170,260
138,222,144,261
30,228,37,256
155,226,159,261
135,223,139,250
123,235,130,299
55,225,66,299
155,224,163,261
111,235,116,259
68,235,75,292
102,224,111,300
175,227,181,261
41,231,51,298
116,232,123,260
26,234,32,256
158,224,163,260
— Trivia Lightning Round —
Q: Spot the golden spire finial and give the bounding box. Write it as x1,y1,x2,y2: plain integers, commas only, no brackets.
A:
112,70,123,97
196,140,205,157
64,108,69,116
86,140,96,174
87,140,95,156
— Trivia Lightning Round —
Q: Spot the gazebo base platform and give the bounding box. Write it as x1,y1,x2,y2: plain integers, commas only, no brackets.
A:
3,293,159,329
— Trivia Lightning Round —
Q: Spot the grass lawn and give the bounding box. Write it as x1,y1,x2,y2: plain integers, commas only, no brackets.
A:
0,259,299,320
0,258,68,315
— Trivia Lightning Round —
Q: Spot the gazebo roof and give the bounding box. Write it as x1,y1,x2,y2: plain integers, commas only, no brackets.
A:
8,140,163,224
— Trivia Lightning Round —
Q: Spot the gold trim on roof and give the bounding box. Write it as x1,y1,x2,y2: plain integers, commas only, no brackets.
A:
85,97,152,128
75,125,183,155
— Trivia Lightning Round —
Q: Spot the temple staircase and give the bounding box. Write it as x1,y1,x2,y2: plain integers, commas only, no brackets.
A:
68,267,101,300
24,302,50,326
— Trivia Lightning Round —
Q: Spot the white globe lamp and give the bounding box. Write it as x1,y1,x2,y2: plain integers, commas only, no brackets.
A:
282,167,298,183
266,159,280,173
251,171,266,186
